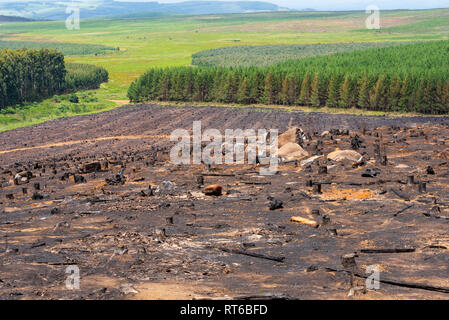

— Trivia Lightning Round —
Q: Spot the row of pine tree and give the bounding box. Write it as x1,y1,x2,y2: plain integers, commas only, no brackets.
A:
128,41,449,114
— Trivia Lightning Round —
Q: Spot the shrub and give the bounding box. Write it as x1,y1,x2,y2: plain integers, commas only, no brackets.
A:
68,94,79,103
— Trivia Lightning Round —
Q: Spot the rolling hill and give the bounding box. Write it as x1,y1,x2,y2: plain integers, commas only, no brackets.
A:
0,14,34,22
0,0,288,20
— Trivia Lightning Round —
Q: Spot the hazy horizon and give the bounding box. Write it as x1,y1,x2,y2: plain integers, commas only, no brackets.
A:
1,0,448,11
157,0,449,10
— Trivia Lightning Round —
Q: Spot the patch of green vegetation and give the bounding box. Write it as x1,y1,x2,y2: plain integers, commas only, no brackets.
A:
382,18,449,34
65,62,109,91
0,40,119,56
0,91,115,131
191,42,418,67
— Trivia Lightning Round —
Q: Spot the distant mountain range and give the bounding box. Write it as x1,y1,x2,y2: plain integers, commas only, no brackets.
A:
0,15,34,22
0,0,292,21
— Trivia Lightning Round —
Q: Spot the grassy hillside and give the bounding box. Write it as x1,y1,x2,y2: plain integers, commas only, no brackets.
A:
0,9,448,130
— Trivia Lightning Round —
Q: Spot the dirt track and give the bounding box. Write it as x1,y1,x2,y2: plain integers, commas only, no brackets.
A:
1,104,449,300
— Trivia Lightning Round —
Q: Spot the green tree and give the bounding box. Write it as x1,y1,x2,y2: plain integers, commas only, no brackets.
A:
388,77,402,110
413,80,425,112
310,72,322,107
357,76,370,109
264,72,277,105
442,82,449,113
298,72,311,106
326,75,340,108
339,75,353,108
369,75,387,111
397,76,410,112
237,77,250,104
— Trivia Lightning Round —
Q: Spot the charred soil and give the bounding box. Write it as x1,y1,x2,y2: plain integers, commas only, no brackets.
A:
1,104,449,299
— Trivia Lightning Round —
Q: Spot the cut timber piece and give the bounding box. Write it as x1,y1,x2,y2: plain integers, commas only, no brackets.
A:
393,203,414,217
219,247,285,263
290,216,319,228
278,142,309,161
360,248,415,253
300,155,323,167
327,149,363,163
277,127,305,148
82,162,101,173
390,188,410,201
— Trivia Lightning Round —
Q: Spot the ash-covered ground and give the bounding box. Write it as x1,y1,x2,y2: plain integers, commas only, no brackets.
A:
1,105,449,299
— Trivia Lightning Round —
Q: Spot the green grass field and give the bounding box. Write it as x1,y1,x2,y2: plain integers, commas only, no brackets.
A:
0,8,448,131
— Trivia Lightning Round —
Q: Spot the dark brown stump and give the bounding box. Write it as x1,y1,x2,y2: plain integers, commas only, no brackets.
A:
341,253,358,287
419,182,427,193
341,253,357,269
313,183,322,194
196,175,204,188
318,166,328,175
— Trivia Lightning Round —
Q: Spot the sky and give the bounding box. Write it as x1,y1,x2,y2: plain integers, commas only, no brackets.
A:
1,0,448,11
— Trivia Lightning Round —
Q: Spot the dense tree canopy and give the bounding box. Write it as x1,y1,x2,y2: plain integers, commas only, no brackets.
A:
0,48,108,109
64,63,109,92
0,48,65,108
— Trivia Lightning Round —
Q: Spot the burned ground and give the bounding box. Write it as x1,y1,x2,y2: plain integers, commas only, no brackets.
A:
1,104,449,299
